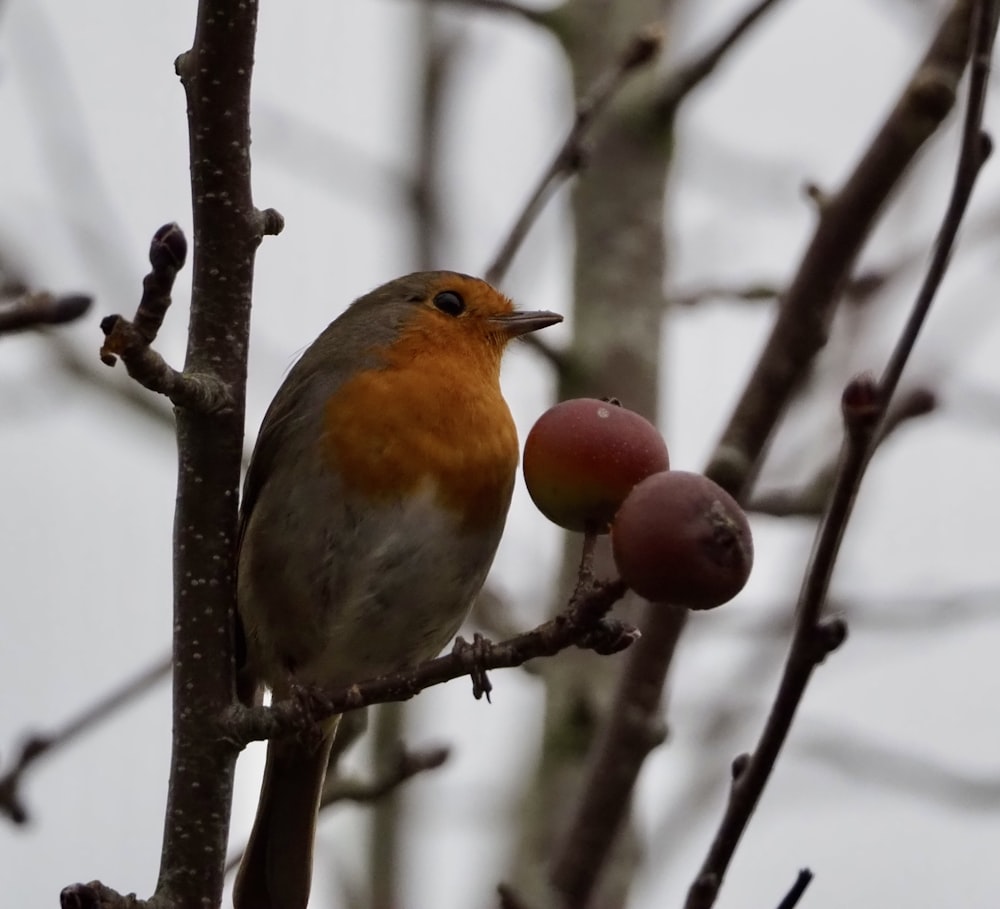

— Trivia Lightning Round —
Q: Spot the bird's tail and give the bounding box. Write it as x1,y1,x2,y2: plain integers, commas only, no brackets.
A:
233,718,339,909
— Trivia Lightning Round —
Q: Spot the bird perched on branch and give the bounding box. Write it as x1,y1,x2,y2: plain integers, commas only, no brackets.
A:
233,271,561,909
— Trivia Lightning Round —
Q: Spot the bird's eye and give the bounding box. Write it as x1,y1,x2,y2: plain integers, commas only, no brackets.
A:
433,291,466,317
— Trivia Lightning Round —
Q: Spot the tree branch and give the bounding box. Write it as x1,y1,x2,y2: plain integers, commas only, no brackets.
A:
549,2,989,905
99,223,234,414
670,280,781,308
483,22,665,375
548,602,681,906
705,585,1000,643
321,743,450,807
484,23,665,288
799,727,1000,808
748,386,937,517
0,291,91,335
223,743,451,877
0,656,171,825
685,5,997,905
706,0,983,500
775,869,814,909
656,0,790,117
225,575,632,747
60,1,282,906
395,0,560,30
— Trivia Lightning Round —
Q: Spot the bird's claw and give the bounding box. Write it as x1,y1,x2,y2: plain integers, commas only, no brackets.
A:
452,633,494,703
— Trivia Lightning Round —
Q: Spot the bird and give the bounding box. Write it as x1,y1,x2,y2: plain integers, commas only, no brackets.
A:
232,271,561,909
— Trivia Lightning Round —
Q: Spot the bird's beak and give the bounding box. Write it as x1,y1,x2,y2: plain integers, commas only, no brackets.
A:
490,309,563,338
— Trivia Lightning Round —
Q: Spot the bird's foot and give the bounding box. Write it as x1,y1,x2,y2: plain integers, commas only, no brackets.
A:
452,633,494,702
284,678,334,753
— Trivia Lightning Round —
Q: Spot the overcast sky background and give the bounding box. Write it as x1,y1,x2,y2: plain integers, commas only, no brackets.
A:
2,1,999,907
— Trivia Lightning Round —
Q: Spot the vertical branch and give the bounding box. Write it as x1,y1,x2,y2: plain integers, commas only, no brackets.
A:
60,5,282,907
548,602,683,905
544,2,791,906
409,1,453,270
508,4,674,907
368,7,456,905
154,2,281,906
683,4,996,907
547,1,984,906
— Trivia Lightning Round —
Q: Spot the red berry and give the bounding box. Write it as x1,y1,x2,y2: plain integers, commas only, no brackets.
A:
522,398,669,533
611,471,752,609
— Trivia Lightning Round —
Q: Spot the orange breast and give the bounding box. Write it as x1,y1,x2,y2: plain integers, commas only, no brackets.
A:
322,323,518,533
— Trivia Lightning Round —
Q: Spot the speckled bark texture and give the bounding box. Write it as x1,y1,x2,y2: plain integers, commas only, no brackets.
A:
155,3,271,907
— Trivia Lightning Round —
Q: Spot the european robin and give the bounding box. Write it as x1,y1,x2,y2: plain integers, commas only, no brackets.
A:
232,271,561,909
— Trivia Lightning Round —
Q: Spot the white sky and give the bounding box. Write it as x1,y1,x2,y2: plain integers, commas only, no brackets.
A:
1,1,999,908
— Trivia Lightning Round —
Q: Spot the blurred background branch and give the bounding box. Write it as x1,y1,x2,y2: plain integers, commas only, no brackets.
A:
0,291,91,335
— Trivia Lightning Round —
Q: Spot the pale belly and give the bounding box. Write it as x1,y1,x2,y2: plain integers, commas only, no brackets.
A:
239,480,504,693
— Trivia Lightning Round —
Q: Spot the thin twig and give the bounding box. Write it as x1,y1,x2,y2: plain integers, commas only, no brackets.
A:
703,585,1000,644
51,334,185,426
748,386,937,517
0,656,171,825
484,24,664,287
99,223,234,413
878,4,997,403
685,5,997,905
100,223,186,350
671,281,781,308
656,0,790,116
322,743,450,806
799,727,1000,808
669,258,917,309
0,292,91,335
775,869,814,909
225,578,632,746
574,531,600,590
705,0,983,500
47,332,260,461
223,744,451,876
398,0,558,29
